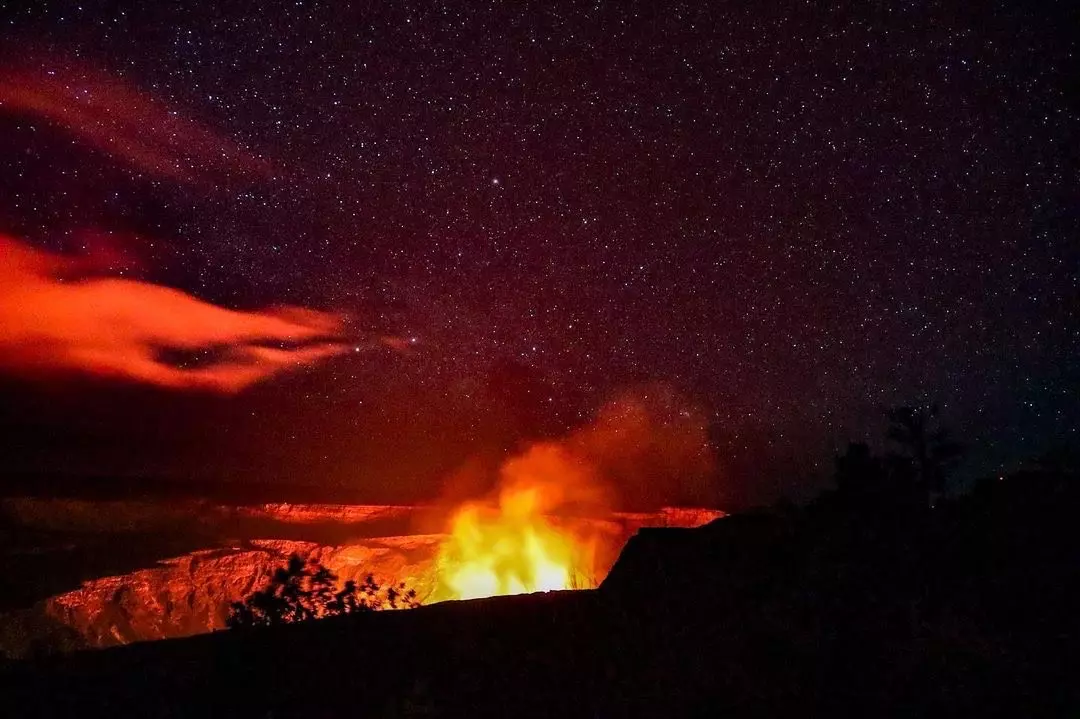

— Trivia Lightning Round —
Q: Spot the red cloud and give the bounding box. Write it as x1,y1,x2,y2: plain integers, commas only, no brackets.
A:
0,237,346,392
0,55,273,187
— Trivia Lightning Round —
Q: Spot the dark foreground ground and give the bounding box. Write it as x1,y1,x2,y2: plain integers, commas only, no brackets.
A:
4,468,1079,717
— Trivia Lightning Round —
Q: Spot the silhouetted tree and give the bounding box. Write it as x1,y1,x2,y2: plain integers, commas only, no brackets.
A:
886,404,964,501
226,554,418,629
827,440,922,518
834,442,883,497
1033,443,1080,475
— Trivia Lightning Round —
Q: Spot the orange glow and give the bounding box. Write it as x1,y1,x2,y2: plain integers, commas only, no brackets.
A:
425,389,719,604
430,444,607,601
431,489,594,601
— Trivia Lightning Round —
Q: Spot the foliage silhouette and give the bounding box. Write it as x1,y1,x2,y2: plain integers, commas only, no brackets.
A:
827,405,965,514
226,554,418,629
885,404,964,498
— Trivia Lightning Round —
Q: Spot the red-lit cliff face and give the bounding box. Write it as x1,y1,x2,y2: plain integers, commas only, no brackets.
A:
45,537,443,648
0,503,723,657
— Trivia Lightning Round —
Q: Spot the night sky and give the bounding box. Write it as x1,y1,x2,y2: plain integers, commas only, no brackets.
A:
0,2,1076,507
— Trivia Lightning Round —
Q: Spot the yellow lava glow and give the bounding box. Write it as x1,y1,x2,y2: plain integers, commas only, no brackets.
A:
431,485,595,602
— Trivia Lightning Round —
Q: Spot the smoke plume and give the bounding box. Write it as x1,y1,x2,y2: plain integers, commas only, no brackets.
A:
571,384,717,508
457,382,718,518
426,384,718,598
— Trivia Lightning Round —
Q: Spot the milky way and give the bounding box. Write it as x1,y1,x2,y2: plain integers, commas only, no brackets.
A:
0,2,1076,505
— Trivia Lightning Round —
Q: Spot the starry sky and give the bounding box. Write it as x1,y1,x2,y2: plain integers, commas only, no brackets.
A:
0,1,1076,507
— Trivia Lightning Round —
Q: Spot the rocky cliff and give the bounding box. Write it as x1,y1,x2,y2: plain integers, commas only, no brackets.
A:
44,536,443,649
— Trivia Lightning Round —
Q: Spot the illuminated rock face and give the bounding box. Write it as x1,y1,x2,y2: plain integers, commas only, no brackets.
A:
44,536,444,648
7,504,723,653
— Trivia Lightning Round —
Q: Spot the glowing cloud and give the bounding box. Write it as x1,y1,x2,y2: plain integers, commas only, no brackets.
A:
0,236,346,391
0,56,347,391
0,56,272,186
